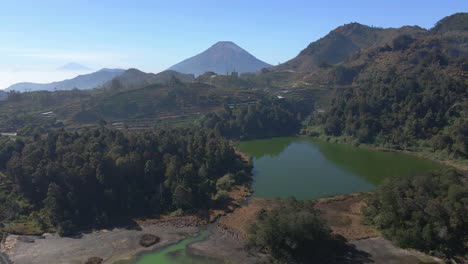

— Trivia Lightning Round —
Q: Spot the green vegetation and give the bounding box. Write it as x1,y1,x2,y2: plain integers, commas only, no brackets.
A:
247,199,350,264
364,170,468,257
0,81,269,134
308,28,468,159
202,99,304,140
275,22,426,73
0,15,465,257
0,127,251,235
431,13,468,34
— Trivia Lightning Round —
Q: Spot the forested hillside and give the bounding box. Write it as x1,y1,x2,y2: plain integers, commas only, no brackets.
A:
202,99,304,140
307,13,468,158
431,12,468,34
274,22,427,73
103,69,195,91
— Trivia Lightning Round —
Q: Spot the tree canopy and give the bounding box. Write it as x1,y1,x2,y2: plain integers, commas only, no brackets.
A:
364,170,468,257
0,127,251,235
202,99,303,140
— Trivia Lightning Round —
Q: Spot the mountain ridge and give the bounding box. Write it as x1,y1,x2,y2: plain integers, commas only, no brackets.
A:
431,12,468,34
104,69,195,90
274,23,427,73
6,69,125,92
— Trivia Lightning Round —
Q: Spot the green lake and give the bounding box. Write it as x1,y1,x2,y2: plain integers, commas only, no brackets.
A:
132,137,442,264
237,137,443,199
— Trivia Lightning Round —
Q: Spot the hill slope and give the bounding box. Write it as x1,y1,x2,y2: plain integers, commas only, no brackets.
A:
275,23,427,73
0,90,7,101
169,41,272,76
308,14,468,158
6,69,125,92
431,12,468,34
105,69,195,90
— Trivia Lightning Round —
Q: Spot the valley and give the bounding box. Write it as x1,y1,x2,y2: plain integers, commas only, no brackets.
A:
0,11,467,264
0,137,453,264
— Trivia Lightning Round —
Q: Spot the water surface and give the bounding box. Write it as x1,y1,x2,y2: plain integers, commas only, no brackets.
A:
132,137,442,263
237,137,442,199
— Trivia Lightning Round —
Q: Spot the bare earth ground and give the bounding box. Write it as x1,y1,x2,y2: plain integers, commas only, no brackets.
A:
0,185,251,264
1,192,444,264
216,193,444,264
1,224,199,264
314,193,379,240
189,227,263,264
352,238,443,264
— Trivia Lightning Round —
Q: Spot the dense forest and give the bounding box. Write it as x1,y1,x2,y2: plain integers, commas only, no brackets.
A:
364,170,468,257
309,30,468,158
0,127,251,235
202,98,304,140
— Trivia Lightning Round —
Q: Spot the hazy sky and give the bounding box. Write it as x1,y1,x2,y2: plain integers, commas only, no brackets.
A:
0,0,466,89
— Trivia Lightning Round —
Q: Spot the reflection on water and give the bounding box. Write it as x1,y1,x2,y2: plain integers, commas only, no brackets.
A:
236,137,292,158
312,139,442,185
237,137,442,200
131,137,443,264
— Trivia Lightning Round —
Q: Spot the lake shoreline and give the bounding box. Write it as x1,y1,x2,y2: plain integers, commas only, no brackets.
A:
1,223,200,264
299,134,468,172
1,191,445,264
0,185,252,264
361,144,468,172
212,192,444,264
1,137,452,264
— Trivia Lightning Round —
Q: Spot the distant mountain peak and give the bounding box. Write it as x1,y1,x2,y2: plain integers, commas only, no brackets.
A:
58,63,92,71
169,41,271,76
214,40,236,45
98,68,127,73
209,41,245,53
212,41,238,47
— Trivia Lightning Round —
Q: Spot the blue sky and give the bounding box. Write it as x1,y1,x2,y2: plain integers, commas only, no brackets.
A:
0,0,466,88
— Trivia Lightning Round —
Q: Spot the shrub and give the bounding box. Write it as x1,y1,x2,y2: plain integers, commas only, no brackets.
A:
247,199,348,263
